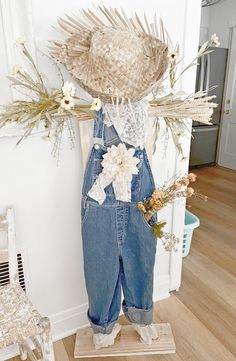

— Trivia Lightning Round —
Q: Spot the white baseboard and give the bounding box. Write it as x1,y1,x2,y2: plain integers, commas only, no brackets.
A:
1,275,170,360
153,274,171,302
51,302,90,341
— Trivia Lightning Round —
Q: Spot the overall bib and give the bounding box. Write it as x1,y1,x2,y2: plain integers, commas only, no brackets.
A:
81,109,157,334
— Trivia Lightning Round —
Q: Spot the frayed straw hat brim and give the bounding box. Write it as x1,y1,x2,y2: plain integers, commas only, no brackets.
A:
50,7,170,103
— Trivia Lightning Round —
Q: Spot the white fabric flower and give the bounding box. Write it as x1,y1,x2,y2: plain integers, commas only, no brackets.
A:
62,81,76,97
102,143,139,181
90,98,102,111
60,96,74,110
88,143,140,204
211,34,220,47
10,64,24,76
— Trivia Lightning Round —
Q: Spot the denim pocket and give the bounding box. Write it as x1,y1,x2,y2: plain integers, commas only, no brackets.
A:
139,211,157,233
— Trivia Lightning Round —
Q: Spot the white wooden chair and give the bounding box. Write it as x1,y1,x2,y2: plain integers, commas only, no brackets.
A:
0,208,55,361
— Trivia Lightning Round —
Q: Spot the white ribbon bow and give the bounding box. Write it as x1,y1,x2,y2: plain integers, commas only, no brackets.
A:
88,143,140,204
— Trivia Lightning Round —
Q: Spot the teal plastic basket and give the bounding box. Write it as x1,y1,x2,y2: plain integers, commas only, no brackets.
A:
182,210,200,257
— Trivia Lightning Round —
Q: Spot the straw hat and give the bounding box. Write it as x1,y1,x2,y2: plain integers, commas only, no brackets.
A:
51,7,169,103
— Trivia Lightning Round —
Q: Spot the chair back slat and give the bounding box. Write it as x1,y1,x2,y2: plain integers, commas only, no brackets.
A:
0,214,8,270
0,208,19,286
0,215,7,231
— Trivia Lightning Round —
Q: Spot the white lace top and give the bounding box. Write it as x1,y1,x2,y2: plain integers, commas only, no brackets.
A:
102,100,148,147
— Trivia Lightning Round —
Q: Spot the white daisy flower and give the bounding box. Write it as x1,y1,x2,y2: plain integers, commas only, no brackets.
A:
62,81,76,98
60,96,74,110
211,34,220,47
10,64,24,76
15,37,26,48
42,135,51,141
169,52,178,61
90,98,102,111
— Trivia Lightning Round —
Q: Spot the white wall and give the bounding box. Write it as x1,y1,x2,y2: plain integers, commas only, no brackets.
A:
0,0,201,358
200,0,236,47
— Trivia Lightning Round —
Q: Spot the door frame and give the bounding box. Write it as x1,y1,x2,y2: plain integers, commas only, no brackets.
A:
217,25,236,169
169,0,202,292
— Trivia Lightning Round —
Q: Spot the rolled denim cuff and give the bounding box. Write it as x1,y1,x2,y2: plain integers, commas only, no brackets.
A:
122,300,153,325
87,311,118,334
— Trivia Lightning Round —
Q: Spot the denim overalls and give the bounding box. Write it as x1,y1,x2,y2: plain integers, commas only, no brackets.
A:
81,109,157,334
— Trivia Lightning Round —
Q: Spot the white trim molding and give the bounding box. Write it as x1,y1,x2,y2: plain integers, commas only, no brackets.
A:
0,0,36,137
169,0,202,292
0,0,35,98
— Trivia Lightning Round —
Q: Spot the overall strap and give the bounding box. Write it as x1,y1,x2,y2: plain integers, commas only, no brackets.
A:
93,108,121,147
93,109,104,144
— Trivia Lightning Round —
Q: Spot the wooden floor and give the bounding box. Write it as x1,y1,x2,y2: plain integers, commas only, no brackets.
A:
10,166,236,361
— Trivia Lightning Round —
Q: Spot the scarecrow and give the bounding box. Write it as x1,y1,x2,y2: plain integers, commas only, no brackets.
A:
0,6,217,350
50,7,216,349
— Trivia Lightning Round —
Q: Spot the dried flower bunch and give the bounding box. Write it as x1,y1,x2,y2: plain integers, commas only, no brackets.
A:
0,38,99,157
150,36,219,157
154,224,180,253
137,173,199,252
0,8,219,161
138,172,197,221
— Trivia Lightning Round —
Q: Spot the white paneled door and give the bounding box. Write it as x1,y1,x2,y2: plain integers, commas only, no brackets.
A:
218,26,236,170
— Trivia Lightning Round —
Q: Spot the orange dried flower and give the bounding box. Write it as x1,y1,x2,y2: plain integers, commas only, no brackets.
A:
181,177,190,186
148,198,155,207
153,200,163,211
173,182,182,190
137,202,146,213
186,187,194,197
152,189,165,200
188,173,197,182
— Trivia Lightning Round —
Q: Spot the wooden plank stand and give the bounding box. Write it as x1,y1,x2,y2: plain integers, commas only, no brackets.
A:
74,323,176,358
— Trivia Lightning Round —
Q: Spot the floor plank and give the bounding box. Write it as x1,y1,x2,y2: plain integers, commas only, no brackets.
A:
177,267,236,356
175,165,236,358
156,295,236,361
54,339,70,361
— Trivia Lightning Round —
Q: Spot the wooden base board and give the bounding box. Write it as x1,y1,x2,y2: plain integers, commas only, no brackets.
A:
74,323,176,358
